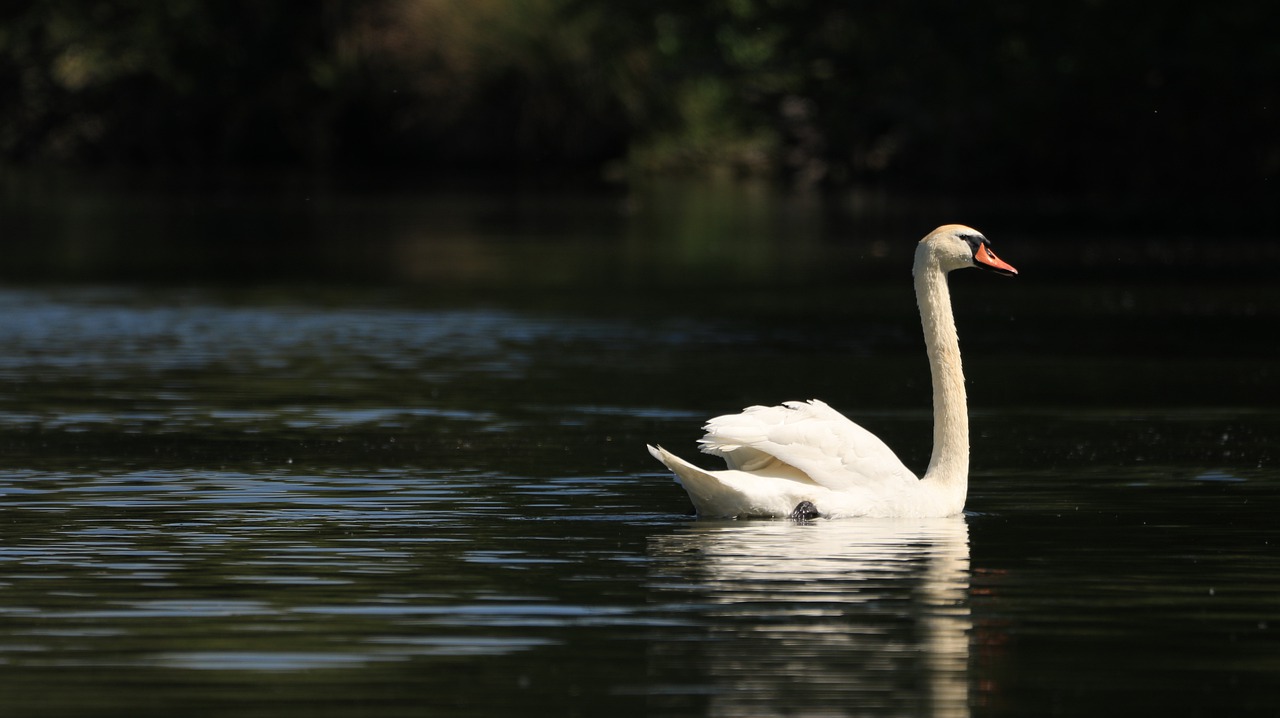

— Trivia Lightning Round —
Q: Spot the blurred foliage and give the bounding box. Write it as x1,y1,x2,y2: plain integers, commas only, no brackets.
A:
0,1,363,165
1,0,1278,200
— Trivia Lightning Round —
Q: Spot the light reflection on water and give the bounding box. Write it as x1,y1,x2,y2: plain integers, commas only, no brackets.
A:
648,519,971,717
0,285,1277,717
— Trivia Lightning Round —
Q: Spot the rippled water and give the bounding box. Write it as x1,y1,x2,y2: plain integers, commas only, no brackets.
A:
1,204,1279,715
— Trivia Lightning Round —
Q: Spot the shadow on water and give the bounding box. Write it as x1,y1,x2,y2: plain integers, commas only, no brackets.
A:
0,173,1279,716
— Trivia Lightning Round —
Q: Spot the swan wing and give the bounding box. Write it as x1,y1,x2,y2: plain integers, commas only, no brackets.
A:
698,399,917,492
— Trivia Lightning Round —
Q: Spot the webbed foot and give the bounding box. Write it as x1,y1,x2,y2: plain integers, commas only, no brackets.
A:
789,500,820,521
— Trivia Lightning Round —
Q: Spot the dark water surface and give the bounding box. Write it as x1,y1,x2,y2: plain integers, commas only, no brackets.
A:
1,178,1278,716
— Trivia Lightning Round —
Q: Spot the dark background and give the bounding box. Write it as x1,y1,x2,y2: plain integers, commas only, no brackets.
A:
1,0,1276,230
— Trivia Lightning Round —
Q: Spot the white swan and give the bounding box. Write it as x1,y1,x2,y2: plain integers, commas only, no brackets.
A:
648,224,1017,519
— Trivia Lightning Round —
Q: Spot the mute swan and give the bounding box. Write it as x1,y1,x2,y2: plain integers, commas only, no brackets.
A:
648,224,1017,519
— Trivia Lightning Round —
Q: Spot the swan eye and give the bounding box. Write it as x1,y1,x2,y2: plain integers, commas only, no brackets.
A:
959,233,986,253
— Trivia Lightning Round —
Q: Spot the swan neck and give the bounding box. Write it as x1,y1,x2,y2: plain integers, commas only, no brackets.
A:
913,251,969,485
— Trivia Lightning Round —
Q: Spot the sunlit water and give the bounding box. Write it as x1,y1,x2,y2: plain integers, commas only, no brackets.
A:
0,274,1277,717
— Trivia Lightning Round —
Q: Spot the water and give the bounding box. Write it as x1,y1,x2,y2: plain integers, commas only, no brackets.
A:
1,178,1279,716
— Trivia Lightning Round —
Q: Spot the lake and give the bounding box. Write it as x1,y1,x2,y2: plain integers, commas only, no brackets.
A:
0,174,1277,716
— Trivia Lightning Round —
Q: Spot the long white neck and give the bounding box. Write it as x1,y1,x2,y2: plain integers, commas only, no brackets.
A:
912,246,969,487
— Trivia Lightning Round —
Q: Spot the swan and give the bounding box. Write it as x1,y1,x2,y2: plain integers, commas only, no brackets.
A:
647,224,1017,519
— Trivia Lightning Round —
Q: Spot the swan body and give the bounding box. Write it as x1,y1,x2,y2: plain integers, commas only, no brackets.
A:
648,224,1017,519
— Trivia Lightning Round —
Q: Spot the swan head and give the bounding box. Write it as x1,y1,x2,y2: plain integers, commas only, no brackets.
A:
918,224,1018,276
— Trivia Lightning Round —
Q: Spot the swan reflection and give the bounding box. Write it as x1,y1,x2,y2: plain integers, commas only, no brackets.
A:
648,517,971,717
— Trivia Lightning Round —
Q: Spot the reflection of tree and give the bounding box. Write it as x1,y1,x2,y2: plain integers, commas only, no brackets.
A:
648,518,971,717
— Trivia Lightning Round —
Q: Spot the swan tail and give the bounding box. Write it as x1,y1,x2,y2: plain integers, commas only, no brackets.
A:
647,444,794,518
647,444,713,491
647,445,737,516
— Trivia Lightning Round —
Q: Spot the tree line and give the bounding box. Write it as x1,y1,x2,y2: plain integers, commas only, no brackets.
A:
1,0,1276,203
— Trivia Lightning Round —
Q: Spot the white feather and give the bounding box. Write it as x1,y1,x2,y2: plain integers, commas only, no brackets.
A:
647,224,1016,519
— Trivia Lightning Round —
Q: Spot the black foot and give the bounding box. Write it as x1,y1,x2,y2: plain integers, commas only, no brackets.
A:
789,500,820,521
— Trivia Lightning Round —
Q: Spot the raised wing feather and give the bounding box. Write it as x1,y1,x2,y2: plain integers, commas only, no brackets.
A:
698,399,918,492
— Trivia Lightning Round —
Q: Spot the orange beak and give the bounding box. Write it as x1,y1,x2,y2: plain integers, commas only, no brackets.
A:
974,243,1018,275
